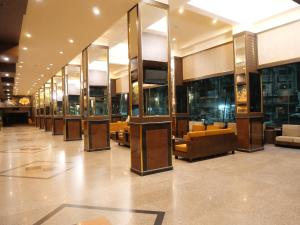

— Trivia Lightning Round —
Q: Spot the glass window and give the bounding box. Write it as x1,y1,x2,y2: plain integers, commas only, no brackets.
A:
261,62,300,126
187,75,235,124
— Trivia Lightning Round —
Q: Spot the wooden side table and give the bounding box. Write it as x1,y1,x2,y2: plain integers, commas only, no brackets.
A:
264,128,282,144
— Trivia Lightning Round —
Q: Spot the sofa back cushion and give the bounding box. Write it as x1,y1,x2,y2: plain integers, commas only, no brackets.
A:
205,128,234,136
189,121,204,131
187,131,206,139
213,122,225,129
282,124,300,137
192,124,205,132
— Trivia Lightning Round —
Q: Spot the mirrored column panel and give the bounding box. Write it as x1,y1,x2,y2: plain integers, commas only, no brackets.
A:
63,55,83,141
35,92,40,127
44,79,52,132
82,44,110,151
52,71,64,135
39,87,45,129
128,0,173,176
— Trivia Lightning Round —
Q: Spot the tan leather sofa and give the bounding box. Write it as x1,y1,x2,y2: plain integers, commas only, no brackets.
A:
174,127,237,161
275,124,300,148
110,121,128,139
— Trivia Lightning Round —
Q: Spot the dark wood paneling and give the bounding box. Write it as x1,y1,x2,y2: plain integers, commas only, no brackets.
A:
40,117,45,130
236,118,250,149
84,120,110,151
64,118,82,141
174,57,183,86
146,128,169,170
110,79,116,97
251,118,263,149
45,117,52,132
130,124,141,171
53,118,63,135
35,116,40,127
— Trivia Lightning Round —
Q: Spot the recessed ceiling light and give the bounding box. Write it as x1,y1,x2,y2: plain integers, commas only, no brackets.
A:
59,51,64,55
172,38,176,41
18,65,23,68
22,47,28,51
6,89,9,91
49,63,53,66
41,74,44,77
5,73,9,77
178,7,184,14
16,77,20,80
46,67,50,70
2,56,9,62
212,19,218,24
25,33,32,38
6,83,10,86
68,39,74,44
38,78,40,80
92,7,100,16
20,61,24,64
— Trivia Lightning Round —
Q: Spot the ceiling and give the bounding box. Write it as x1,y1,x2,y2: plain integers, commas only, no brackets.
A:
0,0,28,100
13,0,300,96
15,0,138,96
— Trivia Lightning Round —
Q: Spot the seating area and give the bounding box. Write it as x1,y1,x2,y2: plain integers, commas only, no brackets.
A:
110,121,130,147
275,124,300,148
173,123,237,162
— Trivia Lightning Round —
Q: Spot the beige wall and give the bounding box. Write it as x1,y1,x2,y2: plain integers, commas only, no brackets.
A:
257,20,300,66
182,42,234,80
116,76,129,94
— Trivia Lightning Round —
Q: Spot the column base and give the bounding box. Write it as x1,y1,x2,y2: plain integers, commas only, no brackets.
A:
131,166,173,176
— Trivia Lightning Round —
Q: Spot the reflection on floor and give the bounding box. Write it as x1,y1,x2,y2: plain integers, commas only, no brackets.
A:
1,126,300,225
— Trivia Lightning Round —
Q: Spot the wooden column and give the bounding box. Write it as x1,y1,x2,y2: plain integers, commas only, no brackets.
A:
172,57,189,138
234,32,264,152
128,0,173,176
63,64,82,141
82,45,110,151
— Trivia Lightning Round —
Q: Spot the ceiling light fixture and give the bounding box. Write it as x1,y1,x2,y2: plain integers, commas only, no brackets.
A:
6,83,10,86
5,73,9,77
59,51,64,55
25,33,32,38
178,7,184,14
22,47,28,51
46,67,50,70
92,7,100,16
41,74,44,77
2,56,9,62
18,65,23,68
68,39,74,44
49,63,53,66
172,38,176,41
212,19,218,24
20,61,24,64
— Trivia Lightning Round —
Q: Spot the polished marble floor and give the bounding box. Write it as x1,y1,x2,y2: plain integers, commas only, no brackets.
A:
1,126,300,225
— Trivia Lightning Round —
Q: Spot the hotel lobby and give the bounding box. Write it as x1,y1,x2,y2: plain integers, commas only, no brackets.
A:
1,0,300,224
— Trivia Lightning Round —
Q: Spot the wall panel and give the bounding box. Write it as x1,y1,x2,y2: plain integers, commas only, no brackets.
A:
183,42,234,80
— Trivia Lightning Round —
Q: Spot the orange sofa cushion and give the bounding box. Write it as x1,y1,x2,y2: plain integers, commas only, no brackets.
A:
206,125,219,130
175,144,187,152
205,128,234,136
187,131,206,139
192,124,205,132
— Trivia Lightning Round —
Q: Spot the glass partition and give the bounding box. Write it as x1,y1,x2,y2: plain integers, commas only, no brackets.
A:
44,79,51,115
39,87,45,115
65,64,81,115
86,45,109,116
187,75,235,124
261,62,300,126
52,72,63,116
